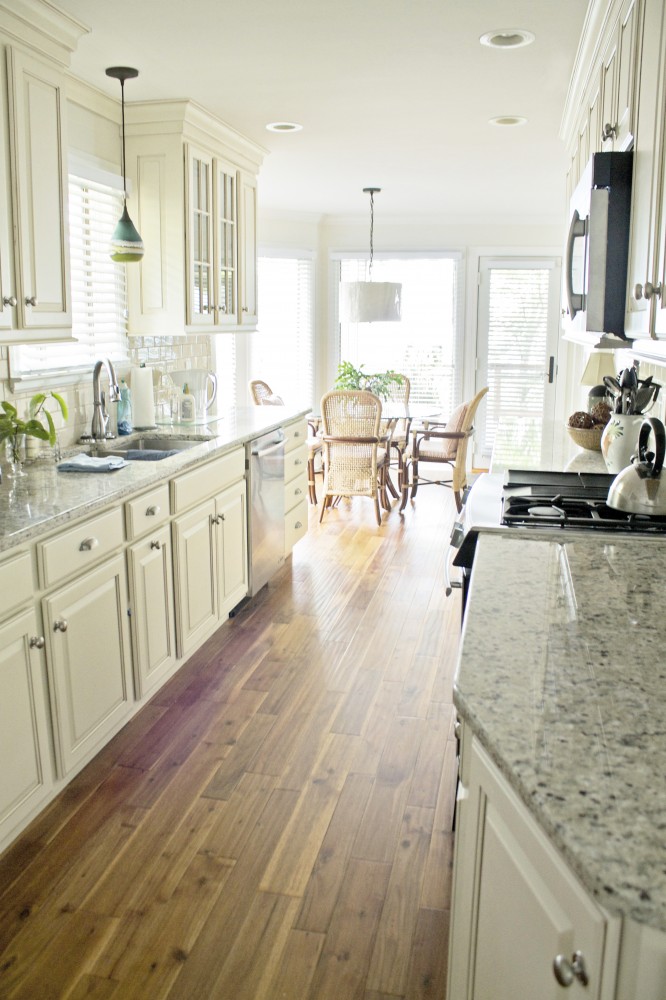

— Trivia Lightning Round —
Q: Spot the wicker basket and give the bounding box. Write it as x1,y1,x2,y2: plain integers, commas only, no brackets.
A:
566,423,604,451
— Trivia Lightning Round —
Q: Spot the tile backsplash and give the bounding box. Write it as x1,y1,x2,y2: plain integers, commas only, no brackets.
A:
0,334,213,456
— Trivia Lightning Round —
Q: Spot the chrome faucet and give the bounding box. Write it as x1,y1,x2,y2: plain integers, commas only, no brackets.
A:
91,358,120,440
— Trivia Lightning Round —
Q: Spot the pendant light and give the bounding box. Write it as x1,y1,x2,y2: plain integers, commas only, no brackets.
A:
106,66,144,263
340,188,402,323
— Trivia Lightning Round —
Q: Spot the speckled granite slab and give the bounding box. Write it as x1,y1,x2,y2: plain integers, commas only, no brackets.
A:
0,406,309,551
455,531,666,931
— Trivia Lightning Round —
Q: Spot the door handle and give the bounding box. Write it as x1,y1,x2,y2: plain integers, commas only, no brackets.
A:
546,356,555,384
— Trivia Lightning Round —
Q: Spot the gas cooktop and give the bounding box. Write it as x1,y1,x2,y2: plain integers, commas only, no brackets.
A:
502,469,666,532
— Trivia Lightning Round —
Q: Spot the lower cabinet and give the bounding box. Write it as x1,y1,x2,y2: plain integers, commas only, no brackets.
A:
0,606,54,849
42,553,134,776
172,478,247,657
127,523,177,699
283,418,309,555
448,730,616,1000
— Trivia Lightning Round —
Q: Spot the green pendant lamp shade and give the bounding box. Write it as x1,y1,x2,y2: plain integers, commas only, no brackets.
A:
106,66,144,263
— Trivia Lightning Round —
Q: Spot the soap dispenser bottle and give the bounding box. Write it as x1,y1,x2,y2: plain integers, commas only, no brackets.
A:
179,383,196,423
117,378,132,435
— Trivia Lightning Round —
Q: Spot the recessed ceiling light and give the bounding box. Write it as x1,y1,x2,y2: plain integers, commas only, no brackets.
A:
266,121,303,133
489,115,528,127
480,29,535,49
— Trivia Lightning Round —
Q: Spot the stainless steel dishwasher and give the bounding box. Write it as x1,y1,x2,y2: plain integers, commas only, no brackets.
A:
247,427,285,595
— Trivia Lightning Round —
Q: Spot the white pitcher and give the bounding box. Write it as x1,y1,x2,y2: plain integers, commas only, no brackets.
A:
601,413,645,473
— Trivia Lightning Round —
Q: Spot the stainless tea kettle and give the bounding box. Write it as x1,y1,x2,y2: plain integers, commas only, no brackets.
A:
607,416,666,515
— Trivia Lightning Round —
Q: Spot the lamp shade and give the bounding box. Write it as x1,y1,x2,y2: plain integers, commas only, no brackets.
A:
580,351,616,386
340,281,402,323
110,205,145,262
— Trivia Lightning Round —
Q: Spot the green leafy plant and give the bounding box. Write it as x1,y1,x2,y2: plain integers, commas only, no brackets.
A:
335,361,404,400
0,392,69,464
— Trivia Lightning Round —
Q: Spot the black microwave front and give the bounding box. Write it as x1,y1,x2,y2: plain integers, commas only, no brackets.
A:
564,151,633,339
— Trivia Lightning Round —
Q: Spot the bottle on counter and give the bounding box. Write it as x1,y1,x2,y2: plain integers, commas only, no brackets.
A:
117,378,132,435
179,383,196,423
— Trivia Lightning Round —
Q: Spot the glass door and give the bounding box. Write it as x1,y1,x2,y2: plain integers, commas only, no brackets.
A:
475,257,561,468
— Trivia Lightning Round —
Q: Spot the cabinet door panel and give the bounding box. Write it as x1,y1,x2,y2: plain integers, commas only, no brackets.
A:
128,525,176,699
7,47,70,329
172,499,217,656
44,554,132,776
0,50,15,331
186,147,214,327
238,171,257,326
0,608,53,844
216,481,247,614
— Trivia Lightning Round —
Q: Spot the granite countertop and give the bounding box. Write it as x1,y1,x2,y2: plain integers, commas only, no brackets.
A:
455,531,666,931
0,405,309,552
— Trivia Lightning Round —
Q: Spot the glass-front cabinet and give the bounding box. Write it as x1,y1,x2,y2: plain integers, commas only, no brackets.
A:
187,150,213,325
215,159,238,326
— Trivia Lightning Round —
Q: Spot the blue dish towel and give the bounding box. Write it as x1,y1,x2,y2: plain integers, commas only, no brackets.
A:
58,453,127,473
125,448,180,461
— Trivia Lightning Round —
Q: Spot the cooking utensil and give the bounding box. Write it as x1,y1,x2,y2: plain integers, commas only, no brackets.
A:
607,417,666,515
603,375,621,396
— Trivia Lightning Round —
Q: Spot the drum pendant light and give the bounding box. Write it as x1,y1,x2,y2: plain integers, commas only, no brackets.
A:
106,66,144,263
340,188,401,323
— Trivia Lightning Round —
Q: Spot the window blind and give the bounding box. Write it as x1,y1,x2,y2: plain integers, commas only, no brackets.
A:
338,255,463,415
252,254,315,407
10,175,129,379
483,267,550,460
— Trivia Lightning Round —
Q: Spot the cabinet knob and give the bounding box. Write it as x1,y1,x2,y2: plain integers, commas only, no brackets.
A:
146,505,160,516
644,281,663,300
29,636,45,649
553,951,589,988
242,306,249,313
25,296,38,307
219,305,227,313
634,282,645,301
294,458,303,466
2,295,17,307
53,619,68,633
295,487,303,496
150,540,161,550
294,521,303,529
601,122,617,141
79,537,99,552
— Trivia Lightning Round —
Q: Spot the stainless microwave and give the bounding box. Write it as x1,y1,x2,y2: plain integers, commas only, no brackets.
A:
564,151,633,339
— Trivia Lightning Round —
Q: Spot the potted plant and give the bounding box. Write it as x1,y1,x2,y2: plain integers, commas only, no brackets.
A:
335,361,404,400
0,392,68,476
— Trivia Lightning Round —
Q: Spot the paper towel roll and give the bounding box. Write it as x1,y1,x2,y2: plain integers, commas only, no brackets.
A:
131,366,156,428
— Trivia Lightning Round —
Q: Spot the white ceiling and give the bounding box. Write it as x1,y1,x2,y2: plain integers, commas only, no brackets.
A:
53,0,589,225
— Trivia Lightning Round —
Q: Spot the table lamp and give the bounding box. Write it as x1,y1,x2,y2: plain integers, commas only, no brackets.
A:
580,351,616,411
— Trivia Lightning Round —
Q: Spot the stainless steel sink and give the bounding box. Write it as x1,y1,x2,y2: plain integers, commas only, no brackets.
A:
109,436,205,453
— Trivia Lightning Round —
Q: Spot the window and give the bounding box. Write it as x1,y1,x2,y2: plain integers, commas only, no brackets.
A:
10,173,129,381
337,255,464,414
251,253,315,407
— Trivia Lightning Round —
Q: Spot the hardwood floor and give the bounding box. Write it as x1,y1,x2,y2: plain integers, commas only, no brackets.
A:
0,485,462,999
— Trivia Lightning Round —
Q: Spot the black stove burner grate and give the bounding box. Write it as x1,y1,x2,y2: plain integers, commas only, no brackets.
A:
502,492,666,532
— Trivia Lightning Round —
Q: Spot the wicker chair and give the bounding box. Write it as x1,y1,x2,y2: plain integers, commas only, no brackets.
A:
248,379,323,504
407,387,489,512
383,374,410,498
319,390,391,526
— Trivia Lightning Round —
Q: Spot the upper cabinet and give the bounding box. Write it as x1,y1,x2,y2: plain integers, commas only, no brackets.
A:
125,101,265,336
0,1,86,343
600,0,640,152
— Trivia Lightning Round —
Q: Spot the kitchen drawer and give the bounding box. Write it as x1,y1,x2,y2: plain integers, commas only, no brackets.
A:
125,484,171,540
0,550,34,620
171,448,244,514
37,508,124,590
285,470,308,513
284,443,308,484
284,419,309,452
285,498,308,552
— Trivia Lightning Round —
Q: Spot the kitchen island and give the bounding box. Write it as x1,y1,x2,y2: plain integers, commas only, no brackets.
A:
449,528,666,998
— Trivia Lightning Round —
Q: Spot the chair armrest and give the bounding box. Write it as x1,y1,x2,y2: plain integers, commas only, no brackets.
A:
323,435,381,444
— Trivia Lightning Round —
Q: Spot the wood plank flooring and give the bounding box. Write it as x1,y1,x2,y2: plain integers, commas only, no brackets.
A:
0,485,462,999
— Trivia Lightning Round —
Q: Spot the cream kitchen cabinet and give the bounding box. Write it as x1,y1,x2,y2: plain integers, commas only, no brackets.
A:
0,549,54,854
124,100,264,336
171,446,247,656
448,729,619,1000
283,418,309,555
125,484,177,700
37,508,134,777
0,43,73,341
599,0,641,153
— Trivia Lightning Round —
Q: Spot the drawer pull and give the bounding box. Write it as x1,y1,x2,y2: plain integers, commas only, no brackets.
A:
294,458,303,466
53,619,68,633
150,540,161,550
146,505,160,516
294,430,301,437
29,636,45,649
79,537,99,552
295,487,303,496
294,521,303,529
